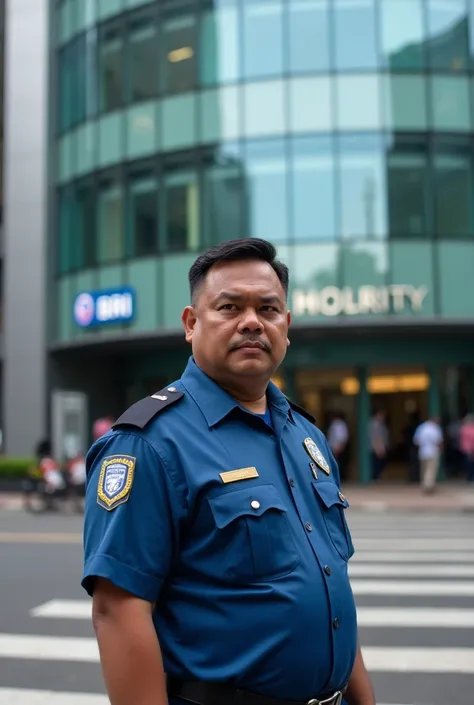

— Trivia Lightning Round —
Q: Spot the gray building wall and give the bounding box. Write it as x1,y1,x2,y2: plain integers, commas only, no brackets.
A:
3,0,49,455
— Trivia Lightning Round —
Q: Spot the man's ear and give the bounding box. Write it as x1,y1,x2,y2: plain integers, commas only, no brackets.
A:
182,306,197,343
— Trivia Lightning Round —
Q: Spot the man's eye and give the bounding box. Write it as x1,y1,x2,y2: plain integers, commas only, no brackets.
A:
219,304,237,310
261,306,278,312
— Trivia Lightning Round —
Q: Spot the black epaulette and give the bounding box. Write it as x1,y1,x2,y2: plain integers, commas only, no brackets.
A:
286,398,316,424
112,387,184,430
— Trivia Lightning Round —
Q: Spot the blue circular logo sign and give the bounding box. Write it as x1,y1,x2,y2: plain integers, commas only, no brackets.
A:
74,293,95,327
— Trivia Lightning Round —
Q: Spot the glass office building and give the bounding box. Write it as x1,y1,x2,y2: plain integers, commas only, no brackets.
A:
51,0,474,481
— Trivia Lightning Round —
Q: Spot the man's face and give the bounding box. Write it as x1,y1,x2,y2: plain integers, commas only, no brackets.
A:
182,259,291,385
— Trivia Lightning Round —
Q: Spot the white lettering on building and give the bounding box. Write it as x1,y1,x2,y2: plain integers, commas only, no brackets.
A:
292,285,428,317
96,293,134,322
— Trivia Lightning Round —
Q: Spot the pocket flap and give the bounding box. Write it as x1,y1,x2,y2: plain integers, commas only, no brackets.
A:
312,481,350,509
208,484,287,529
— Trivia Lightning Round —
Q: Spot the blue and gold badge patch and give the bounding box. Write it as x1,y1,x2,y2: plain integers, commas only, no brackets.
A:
97,455,136,511
303,437,330,475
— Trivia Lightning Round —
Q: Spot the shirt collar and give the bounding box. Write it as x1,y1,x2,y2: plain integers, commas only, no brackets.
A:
180,356,294,427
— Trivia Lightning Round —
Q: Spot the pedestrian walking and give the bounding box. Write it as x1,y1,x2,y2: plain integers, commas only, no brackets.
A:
82,238,375,705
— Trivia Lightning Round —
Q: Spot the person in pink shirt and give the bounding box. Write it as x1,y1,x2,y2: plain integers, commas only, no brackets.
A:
459,414,474,484
92,415,114,442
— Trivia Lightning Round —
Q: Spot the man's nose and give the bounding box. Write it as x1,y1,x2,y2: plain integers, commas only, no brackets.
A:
238,308,263,332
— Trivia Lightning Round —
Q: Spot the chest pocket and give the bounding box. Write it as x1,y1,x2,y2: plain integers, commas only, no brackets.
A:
312,481,354,562
208,484,300,583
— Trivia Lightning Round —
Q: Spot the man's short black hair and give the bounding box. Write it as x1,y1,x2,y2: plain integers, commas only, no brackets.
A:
188,238,289,304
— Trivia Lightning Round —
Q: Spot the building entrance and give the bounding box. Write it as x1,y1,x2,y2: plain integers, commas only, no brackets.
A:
294,365,430,482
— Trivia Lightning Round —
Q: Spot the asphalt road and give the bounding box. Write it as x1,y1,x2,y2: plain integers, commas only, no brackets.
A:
0,507,473,704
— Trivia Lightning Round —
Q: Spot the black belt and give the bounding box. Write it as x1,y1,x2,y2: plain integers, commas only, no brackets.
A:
167,678,345,705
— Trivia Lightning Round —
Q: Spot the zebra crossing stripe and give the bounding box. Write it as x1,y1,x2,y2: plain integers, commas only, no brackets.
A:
349,563,474,577
30,600,474,628
352,551,474,562
2,633,474,673
0,690,405,705
350,580,474,595
0,688,108,704
354,539,474,550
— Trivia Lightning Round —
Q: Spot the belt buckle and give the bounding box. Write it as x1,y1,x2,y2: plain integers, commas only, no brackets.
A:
307,692,343,705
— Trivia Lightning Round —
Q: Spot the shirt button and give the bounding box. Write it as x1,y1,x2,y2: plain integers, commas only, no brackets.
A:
250,500,260,510
167,387,177,392
324,565,332,576
333,618,340,630
289,478,295,487
338,491,346,502
305,522,313,532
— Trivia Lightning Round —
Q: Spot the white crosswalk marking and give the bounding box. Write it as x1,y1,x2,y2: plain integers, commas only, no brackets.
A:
2,512,473,705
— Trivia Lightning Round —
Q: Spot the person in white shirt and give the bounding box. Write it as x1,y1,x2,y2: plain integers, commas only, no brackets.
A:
327,412,350,480
413,416,443,493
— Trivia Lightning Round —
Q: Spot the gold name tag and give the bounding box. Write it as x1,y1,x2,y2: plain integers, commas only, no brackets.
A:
219,467,259,484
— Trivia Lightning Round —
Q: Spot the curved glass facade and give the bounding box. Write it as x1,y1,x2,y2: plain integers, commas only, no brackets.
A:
54,0,474,342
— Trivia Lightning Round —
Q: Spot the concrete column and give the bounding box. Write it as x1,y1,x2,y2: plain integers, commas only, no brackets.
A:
3,0,49,454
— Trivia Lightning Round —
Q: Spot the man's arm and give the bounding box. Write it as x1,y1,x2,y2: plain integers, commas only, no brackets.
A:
344,641,375,705
92,578,167,705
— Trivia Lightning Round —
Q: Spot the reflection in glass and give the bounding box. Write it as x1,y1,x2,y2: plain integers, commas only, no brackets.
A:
383,75,428,130
336,75,381,130
203,147,244,245
341,242,388,291
291,136,336,240
200,4,240,85
427,0,469,71
387,143,428,237
245,140,288,242
334,0,378,70
243,0,283,79
434,146,472,237
97,178,124,263
99,29,123,112
288,0,330,72
339,134,387,240
164,169,199,252
58,188,74,274
76,183,96,268
431,76,471,131
128,20,158,102
129,175,158,257
162,14,196,94
85,29,98,118
291,243,339,292
380,0,425,70
59,46,73,131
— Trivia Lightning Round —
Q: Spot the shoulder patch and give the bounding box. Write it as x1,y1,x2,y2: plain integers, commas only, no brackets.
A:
97,455,136,511
112,387,184,430
286,398,316,424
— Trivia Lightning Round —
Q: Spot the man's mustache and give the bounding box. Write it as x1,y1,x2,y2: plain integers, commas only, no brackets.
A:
228,335,272,353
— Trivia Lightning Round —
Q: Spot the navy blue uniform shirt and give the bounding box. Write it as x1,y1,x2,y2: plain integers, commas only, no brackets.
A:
82,357,358,700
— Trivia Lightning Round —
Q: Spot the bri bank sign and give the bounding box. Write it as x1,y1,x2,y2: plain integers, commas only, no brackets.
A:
73,287,135,328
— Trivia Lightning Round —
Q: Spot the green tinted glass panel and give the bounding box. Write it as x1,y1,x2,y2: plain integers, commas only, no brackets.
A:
163,253,196,328
126,103,158,158
76,0,96,32
200,88,240,143
162,95,196,150
438,242,474,317
97,182,124,263
58,277,74,341
341,242,389,317
98,0,123,20
127,260,159,331
290,244,339,320
336,75,381,131
431,76,471,132
98,264,123,289
383,75,427,130
76,123,97,175
289,77,332,133
59,0,73,44
98,113,123,167
389,242,434,316
58,134,73,183
126,0,153,10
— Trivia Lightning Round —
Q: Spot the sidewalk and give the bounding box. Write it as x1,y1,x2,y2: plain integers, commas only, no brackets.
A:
343,481,474,513
1,483,474,513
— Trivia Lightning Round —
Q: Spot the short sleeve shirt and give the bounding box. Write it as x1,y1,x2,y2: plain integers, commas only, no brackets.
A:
82,357,358,700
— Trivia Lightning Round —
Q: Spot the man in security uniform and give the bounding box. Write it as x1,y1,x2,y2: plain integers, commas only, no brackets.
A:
82,238,375,705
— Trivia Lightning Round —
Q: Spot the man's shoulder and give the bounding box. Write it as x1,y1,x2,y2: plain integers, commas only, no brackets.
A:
112,385,185,432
